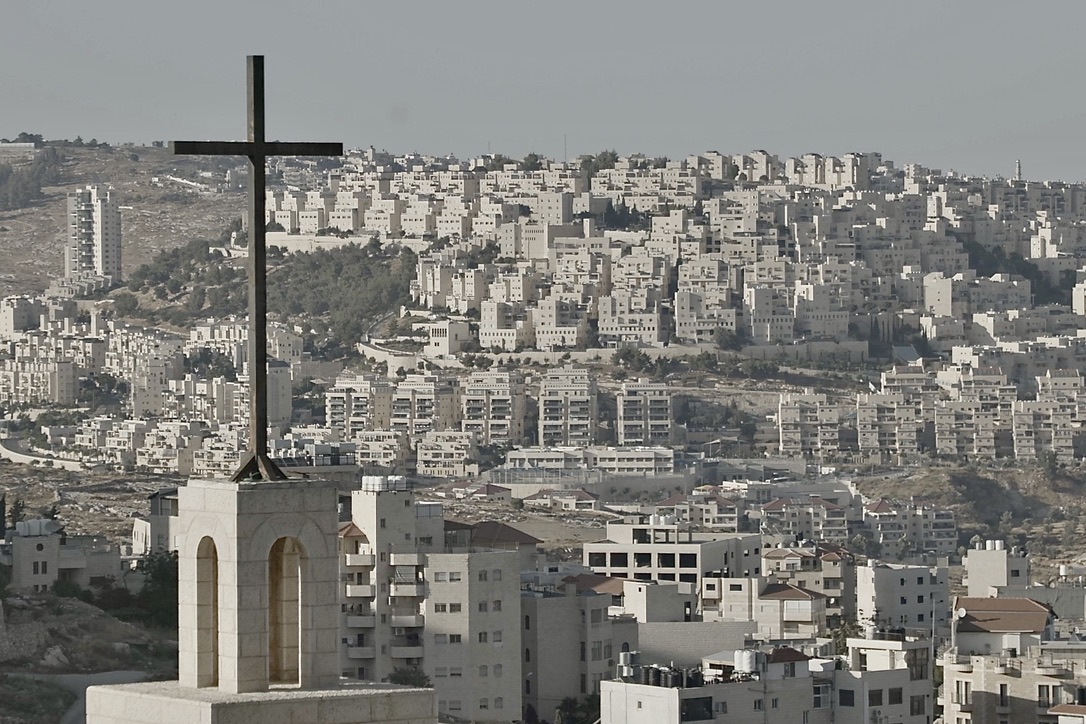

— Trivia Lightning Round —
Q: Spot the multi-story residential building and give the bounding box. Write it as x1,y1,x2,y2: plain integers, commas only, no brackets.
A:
964,538,1031,597
425,549,521,723
861,498,957,557
66,185,121,282
521,579,639,715
938,597,1086,724
777,393,844,458
390,373,460,437
856,561,949,631
325,374,393,437
855,393,926,459
338,476,429,684
460,371,526,445
538,366,598,447
762,542,856,624
616,379,673,446
583,516,760,595
701,576,828,640
758,496,849,545
415,430,480,479
654,488,742,533
0,519,121,593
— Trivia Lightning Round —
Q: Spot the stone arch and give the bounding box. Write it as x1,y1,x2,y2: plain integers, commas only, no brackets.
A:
268,536,306,684
195,536,219,687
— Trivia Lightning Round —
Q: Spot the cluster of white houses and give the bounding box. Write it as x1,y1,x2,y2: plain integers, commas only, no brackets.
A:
10,468,1086,724
778,365,1086,463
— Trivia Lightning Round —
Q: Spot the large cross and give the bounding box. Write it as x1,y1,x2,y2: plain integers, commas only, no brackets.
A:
171,55,343,481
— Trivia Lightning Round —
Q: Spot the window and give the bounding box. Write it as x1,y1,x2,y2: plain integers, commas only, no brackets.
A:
889,687,903,705
918,613,925,622
525,679,531,694
869,689,883,707
591,641,603,661
449,603,462,613
814,684,829,708
478,602,488,613
839,689,855,707
434,667,447,678
41,562,47,574
479,570,488,582
910,695,925,716
754,699,763,711
493,630,502,643
524,615,530,630
449,572,462,582
32,562,39,575
448,700,461,711
771,698,779,709
900,597,908,605
479,698,488,710
449,667,462,678
493,569,502,581
494,697,504,710
1039,684,1059,707
434,603,447,613
999,684,1009,707
404,533,410,541
580,642,586,661
478,632,488,643
449,634,462,644
380,518,386,528
434,634,447,644
956,681,972,706
783,662,796,678
525,648,530,662
434,572,447,582
493,664,503,678
493,600,502,612
479,665,488,677
917,576,924,585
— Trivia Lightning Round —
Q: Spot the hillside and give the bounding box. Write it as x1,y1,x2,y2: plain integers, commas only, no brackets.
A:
0,145,241,296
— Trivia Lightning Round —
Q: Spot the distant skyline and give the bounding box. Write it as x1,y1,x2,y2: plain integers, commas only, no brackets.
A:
5,1,1086,180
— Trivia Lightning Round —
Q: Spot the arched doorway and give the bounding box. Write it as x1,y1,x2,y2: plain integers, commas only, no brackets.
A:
195,536,219,687
268,537,305,684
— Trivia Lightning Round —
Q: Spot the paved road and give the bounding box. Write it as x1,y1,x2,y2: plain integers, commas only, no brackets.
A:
15,670,148,724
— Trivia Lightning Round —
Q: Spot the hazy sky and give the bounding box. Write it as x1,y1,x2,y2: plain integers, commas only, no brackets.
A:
5,1,1086,180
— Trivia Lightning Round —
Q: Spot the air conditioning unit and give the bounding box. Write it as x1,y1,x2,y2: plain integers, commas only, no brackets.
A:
393,627,406,636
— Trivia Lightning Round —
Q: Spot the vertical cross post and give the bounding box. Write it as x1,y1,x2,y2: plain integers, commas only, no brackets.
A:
170,56,343,481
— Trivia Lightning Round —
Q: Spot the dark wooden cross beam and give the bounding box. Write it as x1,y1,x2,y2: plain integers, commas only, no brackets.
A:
171,55,343,481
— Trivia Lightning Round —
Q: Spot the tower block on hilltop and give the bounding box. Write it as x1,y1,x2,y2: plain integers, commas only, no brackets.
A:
85,56,436,724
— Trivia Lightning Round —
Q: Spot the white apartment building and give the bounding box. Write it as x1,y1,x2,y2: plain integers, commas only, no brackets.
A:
66,185,121,282
759,496,849,545
415,430,480,479
762,542,856,624
390,374,460,437
0,519,121,593
964,538,1031,597
521,581,639,714
461,371,526,445
538,366,598,447
777,393,844,458
856,561,949,631
583,516,760,594
861,498,957,557
617,379,673,446
325,374,394,437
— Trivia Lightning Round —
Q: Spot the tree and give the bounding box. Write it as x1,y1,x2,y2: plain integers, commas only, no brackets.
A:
387,667,431,687
520,153,544,172
10,498,26,525
0,494,5,536
112,292,139,317
138,550,179,629
187,285,206,313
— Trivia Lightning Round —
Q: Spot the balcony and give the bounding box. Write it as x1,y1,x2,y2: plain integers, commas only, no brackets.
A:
345,583,375,598
345,553,375,567
346,645,375,659
390,614,425,628
389,551,423,566
390,582,425,597
346,614,376,628
944,654,972,673
389,645,425,659
1036,661,1071,677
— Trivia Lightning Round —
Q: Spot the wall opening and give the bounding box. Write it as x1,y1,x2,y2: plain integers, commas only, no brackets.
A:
195,536,219,687
268,536,303,684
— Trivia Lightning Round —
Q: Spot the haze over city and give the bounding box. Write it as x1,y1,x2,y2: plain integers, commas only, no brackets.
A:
4,1,1086,179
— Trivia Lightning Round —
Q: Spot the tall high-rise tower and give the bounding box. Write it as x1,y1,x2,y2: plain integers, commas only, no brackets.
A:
66,185,121,282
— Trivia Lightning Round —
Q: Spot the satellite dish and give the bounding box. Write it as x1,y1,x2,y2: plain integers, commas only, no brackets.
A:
957,608,968,619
